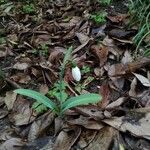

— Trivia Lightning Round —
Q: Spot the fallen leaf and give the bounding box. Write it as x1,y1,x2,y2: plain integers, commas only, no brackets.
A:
53,127,81,150
48,47,65,63
133,73,150,87
67,115,104,130
107,14,127,23
28,111,55,141
9,96,36,126
86,127,118,150
91,44,109,67
75,106,104,120
99,82,110,108
108,28,136,39
77,130,97,149
39,84,49,95
0,109,8,119
129,78,137,97
13,62,30,70
10,73,31,84
0,138,26,150
106,97,126,109
4,91,17,110
103,109,150,140
76,32,90,44
108,57,150,77
121,50,133,64
0,97,4,107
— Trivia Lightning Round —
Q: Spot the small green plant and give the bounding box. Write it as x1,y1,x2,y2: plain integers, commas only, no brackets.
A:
14,46,101,116
97,0,111,5
128,0,150,55
0,37,6,44
75,76,94,93
144,49,150,57
81,65,91,74
39,44,49,56
22,3,36,14
90,11,107,24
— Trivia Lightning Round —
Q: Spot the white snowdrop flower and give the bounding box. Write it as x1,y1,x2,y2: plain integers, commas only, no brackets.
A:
72,66,81,82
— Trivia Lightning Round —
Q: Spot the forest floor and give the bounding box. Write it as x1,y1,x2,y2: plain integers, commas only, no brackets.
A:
0,0,150,149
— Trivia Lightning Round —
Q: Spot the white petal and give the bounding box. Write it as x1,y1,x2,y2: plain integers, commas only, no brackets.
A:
72,66,81,81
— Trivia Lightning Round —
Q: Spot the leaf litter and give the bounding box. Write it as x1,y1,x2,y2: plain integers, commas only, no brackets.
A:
0,0,150,149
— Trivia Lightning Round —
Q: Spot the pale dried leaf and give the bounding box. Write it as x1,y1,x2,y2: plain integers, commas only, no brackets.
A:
53,127,81,150
76,32,90,44
86,127,118,150
0,138,26,150
103,110,150,140
13,62,29,70
133,73,150,87
4,91,17,110
121,50,133,64
28,111,54,141
68,116,104,130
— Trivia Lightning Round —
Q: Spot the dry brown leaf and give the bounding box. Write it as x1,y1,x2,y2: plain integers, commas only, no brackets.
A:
106,97,126,109
4,91,17,110
10,73,31,84
9,96,36,126
72,38,91,54
103,109,150,140
76,32,90,44
91,44,109,67
121,50,133,64
107,14,127,23
28,111,55,141
108,28,136,39
48,47,65,63
75,106,104,120
133,73,150,87
0,97,4,107
0,138,26,150
108,57,150,77
129,78,137,97
0,109,8,119
39,84,49,95
53,127,81,150
86,127,118,150
13,62,30,70
99,82,110,108
77,130,97,149
67,115,104,130
0,51,7,58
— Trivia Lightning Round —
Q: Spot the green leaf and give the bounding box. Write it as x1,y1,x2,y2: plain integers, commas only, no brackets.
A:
54,91,68,102
32,101,48,114
14,89,58,112
63,46,73,66
61,94,102,113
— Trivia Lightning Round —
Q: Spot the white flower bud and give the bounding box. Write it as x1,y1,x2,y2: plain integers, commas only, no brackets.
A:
72,66,81,81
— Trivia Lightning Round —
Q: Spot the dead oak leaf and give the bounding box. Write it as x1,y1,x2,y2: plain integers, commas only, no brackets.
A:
91,44,108,67
103,109,150,140
13,62,30,70
133,73,150,87
67,115,104,130
86,127,118,150
76,32,90,44
9,96,36,126
53,127,81,150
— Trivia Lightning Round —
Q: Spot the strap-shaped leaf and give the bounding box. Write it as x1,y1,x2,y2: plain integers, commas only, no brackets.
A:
61,94,101,113
14,89,57,111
